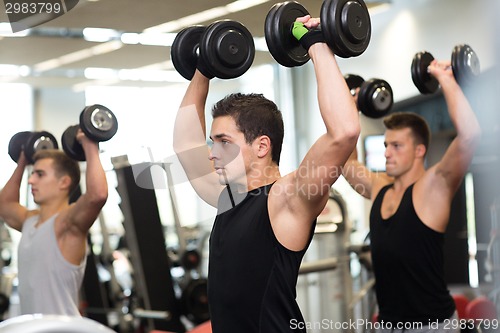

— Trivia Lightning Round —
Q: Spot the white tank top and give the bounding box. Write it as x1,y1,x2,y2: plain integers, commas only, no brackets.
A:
18,214,86,316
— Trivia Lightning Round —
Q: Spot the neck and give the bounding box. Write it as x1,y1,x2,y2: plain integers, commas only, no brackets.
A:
231,163,281,193
392,164,425,191
38,199,69,222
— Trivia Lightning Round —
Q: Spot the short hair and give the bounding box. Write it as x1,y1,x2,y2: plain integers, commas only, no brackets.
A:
33,149,81,198
212,93,284,165
383,112,431,154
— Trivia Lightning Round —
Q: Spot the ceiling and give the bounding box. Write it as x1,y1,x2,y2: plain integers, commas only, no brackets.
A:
0,0,387,89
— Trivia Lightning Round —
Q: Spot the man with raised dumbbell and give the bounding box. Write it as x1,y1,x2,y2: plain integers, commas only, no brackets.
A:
0,128,108,316
173,13,360,333
342,58,482,332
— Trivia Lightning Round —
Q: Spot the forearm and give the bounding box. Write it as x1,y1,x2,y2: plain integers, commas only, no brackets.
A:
309,44,360,141
82,141,108,203
0,162,26,204
441,78,481,144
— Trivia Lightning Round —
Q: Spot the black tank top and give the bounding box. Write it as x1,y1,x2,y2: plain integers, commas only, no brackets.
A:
370,184,455,324
208,183,315,333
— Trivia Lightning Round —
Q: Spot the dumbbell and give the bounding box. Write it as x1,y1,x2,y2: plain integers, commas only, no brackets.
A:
344,74,393,118
8,130,59,164
411,44,480,94
265,0,371,67
171,19,255,80
61,104,118,161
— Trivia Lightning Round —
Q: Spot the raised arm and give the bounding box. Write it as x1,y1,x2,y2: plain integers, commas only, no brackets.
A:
414,60,481,232
271,17,360,251
0,153,32,231
173,70,223,207
63,130,108,234
424,60,481,198
342,143,392,200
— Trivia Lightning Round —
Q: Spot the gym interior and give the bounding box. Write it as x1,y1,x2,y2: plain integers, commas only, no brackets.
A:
0,0,499,332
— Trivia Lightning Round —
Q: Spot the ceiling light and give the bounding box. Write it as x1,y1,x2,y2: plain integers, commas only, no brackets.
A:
83,27,120,42
144,0,271,33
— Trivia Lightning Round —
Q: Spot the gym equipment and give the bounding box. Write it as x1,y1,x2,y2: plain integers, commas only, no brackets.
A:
180,278,209,325
112,158,186,333
264,0,371,67
8,130,59,164
61,104,118,161
344,74,393,118
411,44,480,94
171,20,255,80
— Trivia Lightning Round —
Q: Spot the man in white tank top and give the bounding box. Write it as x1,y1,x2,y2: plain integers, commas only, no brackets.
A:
0,128,108,316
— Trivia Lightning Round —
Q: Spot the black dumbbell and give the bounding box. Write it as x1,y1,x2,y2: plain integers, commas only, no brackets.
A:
344,74,393,119
171,19,255,80
411,44,480,94
8,130,59,164
264,0,371,67
61,104,118,161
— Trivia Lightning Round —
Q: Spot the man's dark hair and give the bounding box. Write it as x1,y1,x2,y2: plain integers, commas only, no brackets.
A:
33,149,81,198
212,93,284,164
383,112,431,155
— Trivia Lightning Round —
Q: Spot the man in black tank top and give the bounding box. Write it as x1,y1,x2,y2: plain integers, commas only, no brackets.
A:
173,16,361,333
342,58,481,332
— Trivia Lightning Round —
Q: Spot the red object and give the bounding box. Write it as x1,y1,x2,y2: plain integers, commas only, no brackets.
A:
151,321,212,333
465,296,498,321
452,294,470,319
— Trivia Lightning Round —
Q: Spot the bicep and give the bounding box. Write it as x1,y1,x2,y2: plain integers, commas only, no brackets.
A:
0,203,30,232
343,159,390,199
434,138,475,192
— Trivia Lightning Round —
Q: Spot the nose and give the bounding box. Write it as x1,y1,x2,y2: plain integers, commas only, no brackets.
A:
384,146,391,159
208,143,219,161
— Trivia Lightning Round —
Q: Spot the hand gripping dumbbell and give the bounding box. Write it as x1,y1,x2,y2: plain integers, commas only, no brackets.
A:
171,19,255,80
411,44,480,94
61,104,118,161
344,74,393,119
264,0,371,67
8,130,59,164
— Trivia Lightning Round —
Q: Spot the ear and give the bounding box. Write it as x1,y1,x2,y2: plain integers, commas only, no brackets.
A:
255,135,271,158
415,143,426,159
58,174,72,192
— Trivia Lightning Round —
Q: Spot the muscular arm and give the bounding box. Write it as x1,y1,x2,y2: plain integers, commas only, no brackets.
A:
173,70,223,207
271,40,360,250
0,154,32,231
342,144,392,200
417,60,481,231
63,135,108,235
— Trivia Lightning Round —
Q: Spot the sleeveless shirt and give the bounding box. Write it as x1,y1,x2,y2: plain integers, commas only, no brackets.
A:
370,184,455,324
18,214,86,316
208,183,315,333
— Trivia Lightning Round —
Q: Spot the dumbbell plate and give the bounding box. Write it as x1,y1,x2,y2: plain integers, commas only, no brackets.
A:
62,125,86,161
181,278,209,324
171,25,207,81
80,104,118,142
264,1,310,67
411,51,439,94
321,0,371,58
199,20,255,79
452,44,480,87
24,131,59,164
8,131,32,162
358,78,393,118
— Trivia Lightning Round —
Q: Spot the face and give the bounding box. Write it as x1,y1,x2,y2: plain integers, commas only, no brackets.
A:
384,128,419,177
28,158,66,204
209,115,254,187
